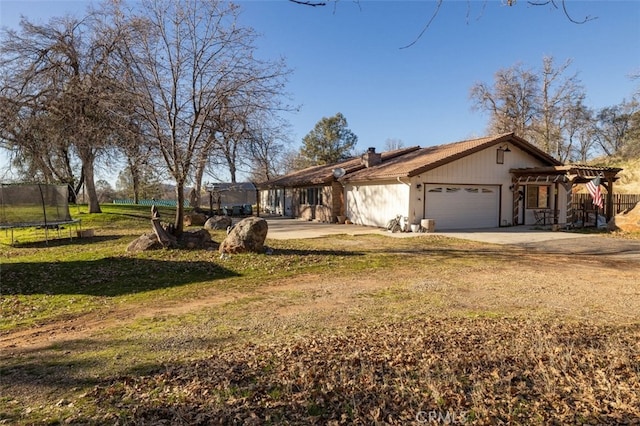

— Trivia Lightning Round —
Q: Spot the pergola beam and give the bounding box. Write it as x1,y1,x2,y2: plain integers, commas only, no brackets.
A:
510,165,623,225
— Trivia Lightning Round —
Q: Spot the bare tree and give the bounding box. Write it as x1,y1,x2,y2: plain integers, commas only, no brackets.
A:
289,0,597,48
114,126,157,204
0,12,132,213
593,104,635,158
563,103,595,163
202,62,292,189
0,102,77,184
470,63,538,140
532,57,587,161
383,138,405,151
244,114,291,182
470,57,588,161
119,0,289,234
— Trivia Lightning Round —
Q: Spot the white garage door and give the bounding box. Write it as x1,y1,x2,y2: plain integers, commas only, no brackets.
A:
424,185,499,230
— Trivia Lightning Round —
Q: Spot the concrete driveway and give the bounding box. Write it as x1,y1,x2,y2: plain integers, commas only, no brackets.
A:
263,217,640,259
264,217,583,244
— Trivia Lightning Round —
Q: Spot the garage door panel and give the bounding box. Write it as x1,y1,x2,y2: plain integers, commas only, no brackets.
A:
425,185,499,230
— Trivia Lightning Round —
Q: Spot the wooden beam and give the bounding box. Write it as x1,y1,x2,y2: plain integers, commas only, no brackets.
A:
605,177,614,222
553,181,559,225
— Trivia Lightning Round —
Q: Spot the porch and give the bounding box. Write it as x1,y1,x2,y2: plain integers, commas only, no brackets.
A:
509,165,623,228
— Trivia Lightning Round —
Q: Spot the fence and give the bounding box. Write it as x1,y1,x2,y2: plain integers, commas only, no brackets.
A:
571,193,640,223
113,199,190,208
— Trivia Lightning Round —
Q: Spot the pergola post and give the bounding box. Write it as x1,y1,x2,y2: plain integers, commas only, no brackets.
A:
553,181,560,225
510,165,622,228
511,180,520,226
605,176,615,222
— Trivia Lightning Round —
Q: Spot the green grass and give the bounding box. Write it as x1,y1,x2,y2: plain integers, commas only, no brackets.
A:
0,204,415,333
1,204,639,425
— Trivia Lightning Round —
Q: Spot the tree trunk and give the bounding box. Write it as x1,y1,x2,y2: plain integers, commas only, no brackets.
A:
132,169,140,204
226,151,237,183
174,181,185,235
82,157,102,213
151,205,177,248
193,154,207,207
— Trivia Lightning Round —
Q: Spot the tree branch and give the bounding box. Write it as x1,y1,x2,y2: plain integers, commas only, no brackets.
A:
528,0,597,24
288,0,327,6
400,0,443,50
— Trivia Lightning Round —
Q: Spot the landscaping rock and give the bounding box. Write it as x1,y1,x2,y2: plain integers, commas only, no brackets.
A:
204,215,232,231
608,202,640,232
127,230,218,252
184,213,207,227
178,229,218,250
219,217,268,254
126,233,163,252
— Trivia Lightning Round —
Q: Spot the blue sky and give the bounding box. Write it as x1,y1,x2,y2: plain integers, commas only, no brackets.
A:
237,0,639,149
1,0,639,181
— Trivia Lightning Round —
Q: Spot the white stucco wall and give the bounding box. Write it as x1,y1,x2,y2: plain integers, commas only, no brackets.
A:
345,143,569,228
345,180,410,228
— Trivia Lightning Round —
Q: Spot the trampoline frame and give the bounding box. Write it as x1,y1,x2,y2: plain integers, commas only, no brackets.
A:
0,183,82,245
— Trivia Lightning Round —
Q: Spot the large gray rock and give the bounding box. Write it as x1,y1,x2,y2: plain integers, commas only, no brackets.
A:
184,213,207,227
178,228,218,250
127,229,218,252
126,233,163,252
219,217,268,254
204,215,232,230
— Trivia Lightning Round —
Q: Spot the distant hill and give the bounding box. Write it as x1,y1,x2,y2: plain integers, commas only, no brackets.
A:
604,158,640,194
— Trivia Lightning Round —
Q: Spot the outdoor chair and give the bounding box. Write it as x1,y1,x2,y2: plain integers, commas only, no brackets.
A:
533,209,551,225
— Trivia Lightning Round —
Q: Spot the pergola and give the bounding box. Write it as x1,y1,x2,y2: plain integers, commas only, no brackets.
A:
509,165,623,226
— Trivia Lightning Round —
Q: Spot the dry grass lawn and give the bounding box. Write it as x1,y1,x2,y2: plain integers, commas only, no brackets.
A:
1,222,639,424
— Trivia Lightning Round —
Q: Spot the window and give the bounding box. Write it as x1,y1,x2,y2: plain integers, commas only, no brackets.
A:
526,185,550,209
300,187,322,206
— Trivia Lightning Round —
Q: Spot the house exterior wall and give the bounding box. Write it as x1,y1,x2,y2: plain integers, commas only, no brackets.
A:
291,185,334,222
259,189,283,215
260,182,344,222
331,181,344,219
345,180,410,227
345,144,568,229
414,145,524,226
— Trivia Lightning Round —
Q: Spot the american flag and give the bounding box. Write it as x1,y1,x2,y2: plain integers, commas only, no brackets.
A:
586,176,604,209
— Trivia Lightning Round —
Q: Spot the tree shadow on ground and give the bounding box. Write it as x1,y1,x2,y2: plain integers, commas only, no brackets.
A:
2,257,240,296
269,248,365,257
4,235,122,248
0,333,234,424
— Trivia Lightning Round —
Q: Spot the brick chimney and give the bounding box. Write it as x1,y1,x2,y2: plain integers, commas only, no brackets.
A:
362,147,382,168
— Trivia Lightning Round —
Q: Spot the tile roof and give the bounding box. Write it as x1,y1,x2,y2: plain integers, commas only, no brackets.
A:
258,146,420,188
341,133,561,182
258,133,562,187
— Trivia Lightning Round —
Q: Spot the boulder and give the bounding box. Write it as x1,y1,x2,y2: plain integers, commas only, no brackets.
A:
127,230,218,252
178,229,218,250
608,202,640,232
126,233,164,252
219,217,268,254
204,215,232,231
184,213,207,227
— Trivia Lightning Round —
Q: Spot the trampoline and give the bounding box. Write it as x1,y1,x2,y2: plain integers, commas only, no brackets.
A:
0,183,81,244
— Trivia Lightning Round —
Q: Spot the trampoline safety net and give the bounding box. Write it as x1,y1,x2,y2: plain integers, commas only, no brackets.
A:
0,183,73,228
